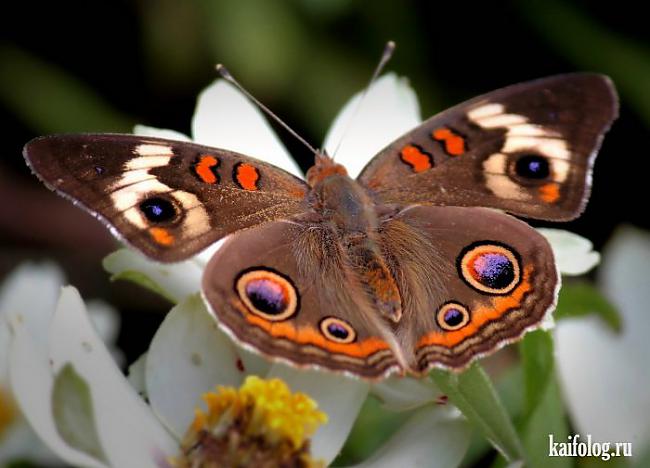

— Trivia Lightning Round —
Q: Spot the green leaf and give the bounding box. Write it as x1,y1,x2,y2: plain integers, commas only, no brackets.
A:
52,363,108,463
555,282,621,332
518,331,570,468
0,44,133,133
520,376,570,468
431,363,525,463
519,330,555,419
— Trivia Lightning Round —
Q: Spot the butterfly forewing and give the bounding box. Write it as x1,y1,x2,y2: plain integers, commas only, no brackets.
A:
358,73,618,221
24,134,309,262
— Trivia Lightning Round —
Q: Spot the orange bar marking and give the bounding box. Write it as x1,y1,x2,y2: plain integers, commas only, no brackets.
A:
149,227,174,246
417,265,534,348
539,183,560,203
195,155,219,184
235,163,260,191
432,128,466,156
400,145,432,173
243,311,390,358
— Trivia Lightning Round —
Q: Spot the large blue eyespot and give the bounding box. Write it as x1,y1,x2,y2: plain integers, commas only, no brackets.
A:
236,268,298,321
458,242,521,295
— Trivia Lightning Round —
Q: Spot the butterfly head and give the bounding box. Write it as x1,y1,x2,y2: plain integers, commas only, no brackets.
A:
306,151,348,187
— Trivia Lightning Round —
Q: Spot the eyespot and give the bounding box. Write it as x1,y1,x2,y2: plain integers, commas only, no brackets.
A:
319,317,356,344
436,302,471,331
236,268,298,321
513,154,550,180
139,197,177,223
458,242,521,295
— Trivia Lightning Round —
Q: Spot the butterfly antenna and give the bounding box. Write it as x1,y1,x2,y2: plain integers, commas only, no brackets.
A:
215,64,319,157
330,40,396,160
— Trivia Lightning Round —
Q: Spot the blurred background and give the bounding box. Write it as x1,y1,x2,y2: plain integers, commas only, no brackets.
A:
1,0,649,365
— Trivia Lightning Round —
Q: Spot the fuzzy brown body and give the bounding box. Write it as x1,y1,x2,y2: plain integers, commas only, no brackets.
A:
307,166,403,324
23,73,618,379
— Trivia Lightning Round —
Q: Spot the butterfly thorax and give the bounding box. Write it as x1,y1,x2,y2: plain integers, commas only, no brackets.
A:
307,161,403,324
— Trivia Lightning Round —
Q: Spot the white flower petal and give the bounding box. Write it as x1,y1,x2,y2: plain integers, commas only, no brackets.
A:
346,406,469,468
323,73,421,179
127,353,148,398
103,249,203,303
86,299,120,346
556,227,650,446
371,376,441,411
191,80,302,177
538,228,600,275
8,317,107,468
267,363,369,464
133,124,191,142
146,295,246,438
194,238,227,267
0,262,64,356
0,318,9,380
237,347,272,378
0,418,63,466
48,287,177,467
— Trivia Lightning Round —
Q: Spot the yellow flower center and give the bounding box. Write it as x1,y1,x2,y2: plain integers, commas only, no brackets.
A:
173,376,327,468
0,385,19,440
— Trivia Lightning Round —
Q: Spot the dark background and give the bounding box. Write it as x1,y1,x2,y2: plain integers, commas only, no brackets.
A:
1,0,648,363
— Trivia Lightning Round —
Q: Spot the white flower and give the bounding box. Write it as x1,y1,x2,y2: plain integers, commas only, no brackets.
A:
0,262,120,466
555,226,650,452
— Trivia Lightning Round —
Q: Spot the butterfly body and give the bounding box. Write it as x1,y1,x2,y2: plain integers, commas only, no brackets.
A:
24,73,618,380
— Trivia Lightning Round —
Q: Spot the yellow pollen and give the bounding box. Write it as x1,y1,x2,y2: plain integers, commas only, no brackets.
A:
194,376,327,449
173,376,327,467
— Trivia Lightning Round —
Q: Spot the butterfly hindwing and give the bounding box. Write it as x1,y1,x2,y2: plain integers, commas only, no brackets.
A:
24,134,309,262
358,73,618,221
202,220,403,379
377,205,558,373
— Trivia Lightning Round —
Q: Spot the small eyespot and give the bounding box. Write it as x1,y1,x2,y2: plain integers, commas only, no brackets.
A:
436,302,471,331
320,317,356,344
139,197,176,223
513,154,550,180
458,242,521,295
236,268,298,321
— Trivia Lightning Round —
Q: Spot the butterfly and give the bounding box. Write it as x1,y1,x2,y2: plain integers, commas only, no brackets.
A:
24,73,618,380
